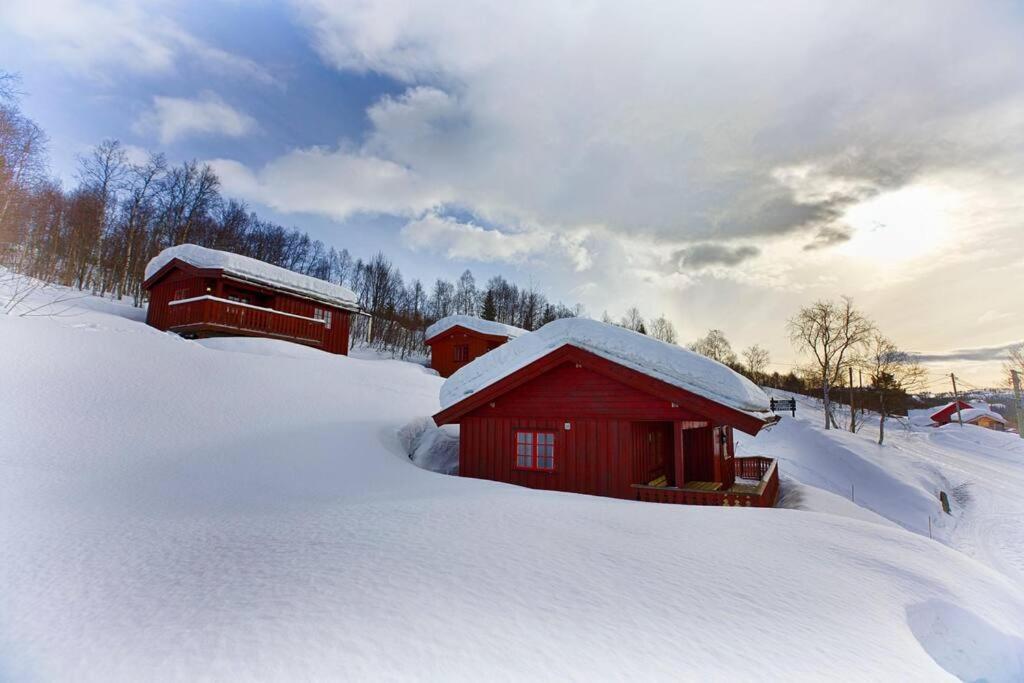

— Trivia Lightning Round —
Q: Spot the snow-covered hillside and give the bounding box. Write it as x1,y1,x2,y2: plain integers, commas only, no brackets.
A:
2,281,1024,681
738,391,1024,586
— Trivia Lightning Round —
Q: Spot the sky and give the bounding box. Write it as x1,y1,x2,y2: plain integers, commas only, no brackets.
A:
2,0,1022,388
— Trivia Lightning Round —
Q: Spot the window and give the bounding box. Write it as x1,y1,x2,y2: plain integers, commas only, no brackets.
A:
313,308,333,328
227,295,249,304
453,344,469,362
174,288,189,301
515,430,555,471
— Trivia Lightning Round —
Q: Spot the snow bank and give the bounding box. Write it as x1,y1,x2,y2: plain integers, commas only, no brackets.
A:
3,284,1024,680
145,244,359,309
424,314,526,342
440,317,771,418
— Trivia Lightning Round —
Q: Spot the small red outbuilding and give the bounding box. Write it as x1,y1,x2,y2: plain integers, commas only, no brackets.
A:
143,244,362,355
424,315,525,378
433,318,780,507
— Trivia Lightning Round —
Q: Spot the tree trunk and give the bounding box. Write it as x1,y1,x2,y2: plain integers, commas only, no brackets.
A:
822,379,831,429
878,391,886,446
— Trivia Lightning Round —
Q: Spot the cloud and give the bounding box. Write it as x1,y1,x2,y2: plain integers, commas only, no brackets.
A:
210,147,448,220
399,212,593,269
286,0,1024,250
0,0,276,84
136,93,258,144
912,342,1023,364
675,244,760,270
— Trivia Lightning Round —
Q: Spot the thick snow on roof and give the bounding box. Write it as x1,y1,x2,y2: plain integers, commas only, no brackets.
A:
424,314,526,342
145,244,359,309
929,401,972,418
950,408,1006,425
440,317,771,418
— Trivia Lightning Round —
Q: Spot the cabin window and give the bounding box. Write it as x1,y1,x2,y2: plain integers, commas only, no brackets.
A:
228,295,249,304
454,344,470,362
174,288,189,300
514,430,555,471
314,308,333,329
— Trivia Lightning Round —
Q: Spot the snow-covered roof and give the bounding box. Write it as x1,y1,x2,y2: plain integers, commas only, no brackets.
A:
145,244,359,310
439,317,771,419
951,408,1006,425
424,315,527,343
929,401,972,419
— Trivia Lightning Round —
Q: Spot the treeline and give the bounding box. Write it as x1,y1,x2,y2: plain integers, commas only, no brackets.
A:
0,74,579,357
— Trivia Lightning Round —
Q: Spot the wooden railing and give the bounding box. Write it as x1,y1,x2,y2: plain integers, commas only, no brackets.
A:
167,296,326,345
632,457,780,508
735,456,774,481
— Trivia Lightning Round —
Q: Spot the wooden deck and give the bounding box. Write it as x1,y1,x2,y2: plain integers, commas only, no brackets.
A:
165,296,327,347
632,457,780,507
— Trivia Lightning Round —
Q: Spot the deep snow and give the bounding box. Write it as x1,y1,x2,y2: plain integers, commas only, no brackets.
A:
2,282,1024,681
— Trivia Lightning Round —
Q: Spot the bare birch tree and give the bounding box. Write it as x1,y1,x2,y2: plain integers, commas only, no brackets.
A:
787,297,874,430
742,344,770,384
649,314,678,344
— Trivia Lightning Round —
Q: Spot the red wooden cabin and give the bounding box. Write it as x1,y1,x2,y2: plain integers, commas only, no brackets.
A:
929,400,973,425
424,315,526,378
143,244,362,355
434,318,780,507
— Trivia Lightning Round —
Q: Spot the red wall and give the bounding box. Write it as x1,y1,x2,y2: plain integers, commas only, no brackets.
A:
458,360,734,499
145,264,351,355
428,327,507,377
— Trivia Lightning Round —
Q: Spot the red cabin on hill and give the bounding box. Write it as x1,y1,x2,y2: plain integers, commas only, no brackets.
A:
424,315,526,378
433,318,780,507
143,244,362,355
929,400,973,425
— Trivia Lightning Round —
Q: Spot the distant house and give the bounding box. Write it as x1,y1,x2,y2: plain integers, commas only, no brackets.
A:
947,408,1007,431
929,400,974,425
433,318,780,507
144,244,362,355
424,315,526,378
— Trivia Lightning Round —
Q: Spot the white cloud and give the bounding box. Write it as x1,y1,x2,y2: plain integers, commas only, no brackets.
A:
210,147,447,220
136,93,258,144
0,0,276,84
401,214,552,263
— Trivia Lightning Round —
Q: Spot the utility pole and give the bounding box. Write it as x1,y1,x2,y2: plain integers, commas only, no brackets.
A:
1012,370,1024,439
859,369,864,415
950,373,964,428
849,366,856,432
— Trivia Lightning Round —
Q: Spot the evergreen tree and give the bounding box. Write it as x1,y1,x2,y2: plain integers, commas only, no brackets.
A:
480,288,497,321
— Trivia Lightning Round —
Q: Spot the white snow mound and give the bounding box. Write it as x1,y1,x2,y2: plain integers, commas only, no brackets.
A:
424,314,526,342
440,317,771,418
145,243,359,309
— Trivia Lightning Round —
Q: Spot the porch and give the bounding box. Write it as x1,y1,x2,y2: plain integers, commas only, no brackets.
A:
632,456,780,507
166,295,327,347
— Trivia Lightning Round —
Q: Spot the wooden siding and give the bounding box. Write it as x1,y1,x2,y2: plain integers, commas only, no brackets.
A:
456,359,755,502
145,263,351,354
427,326,510,377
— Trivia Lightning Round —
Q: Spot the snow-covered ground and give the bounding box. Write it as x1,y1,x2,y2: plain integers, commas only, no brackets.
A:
739,391,1024,587
2,280,1024,681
